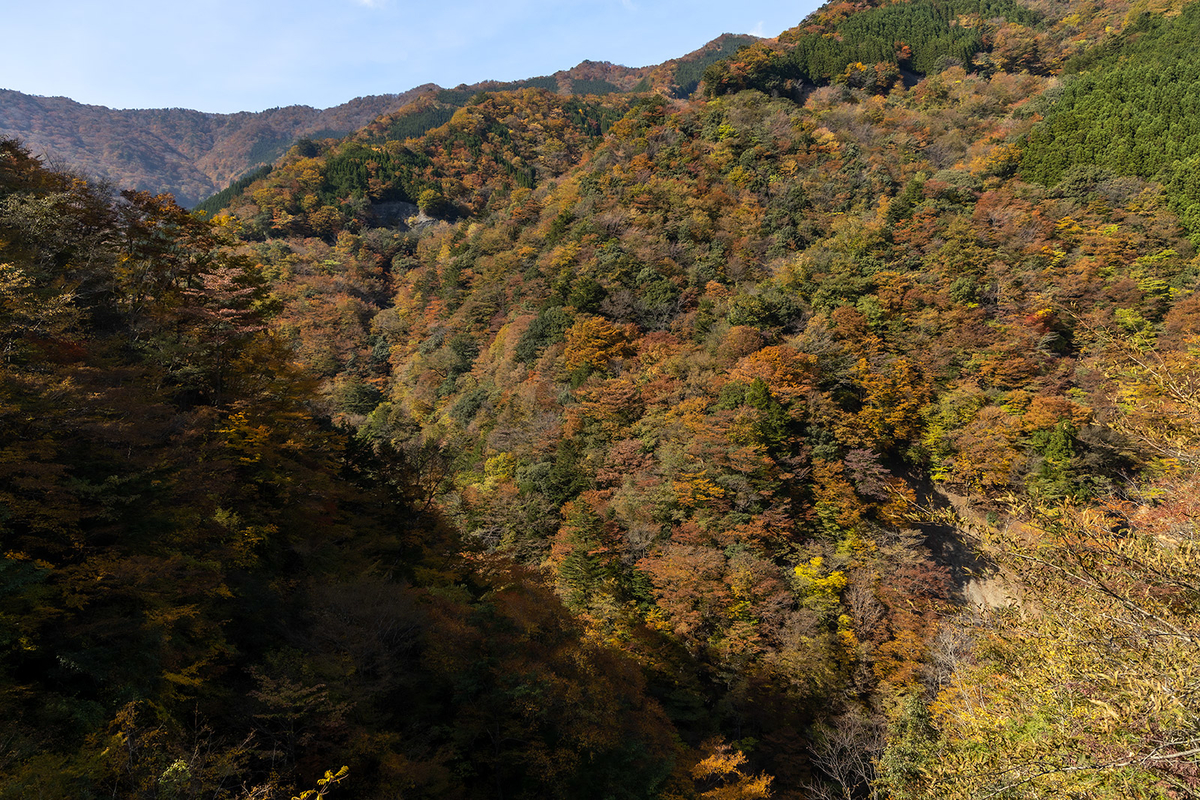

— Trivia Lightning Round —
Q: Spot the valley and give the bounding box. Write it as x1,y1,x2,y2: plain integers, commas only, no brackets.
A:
1,0,1199,797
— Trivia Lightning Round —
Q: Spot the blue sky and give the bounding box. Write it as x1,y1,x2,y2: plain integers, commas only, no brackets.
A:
2,1,819,114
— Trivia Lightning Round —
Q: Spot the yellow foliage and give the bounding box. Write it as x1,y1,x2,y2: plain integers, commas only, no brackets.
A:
562,315,635,374
1109,339,1200,466
968,142,1021,178
836,616,859,666
927,479,1200,796
546,240,580,271
218,411,271,465
854,356,930,448
0,262,77,340
691,740,774,800
674,470,727,508
793,557,848,597
293,766,350,800
484,452,516,480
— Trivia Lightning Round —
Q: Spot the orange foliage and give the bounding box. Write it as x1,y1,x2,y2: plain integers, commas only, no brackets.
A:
562,315,637,375
729,346,817,404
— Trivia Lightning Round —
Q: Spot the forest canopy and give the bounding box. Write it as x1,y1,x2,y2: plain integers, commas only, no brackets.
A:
5,0,1200,796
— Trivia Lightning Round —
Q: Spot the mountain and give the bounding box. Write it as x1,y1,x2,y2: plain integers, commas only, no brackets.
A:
0,87,435,207
0,34,758,209
4,0,1200,798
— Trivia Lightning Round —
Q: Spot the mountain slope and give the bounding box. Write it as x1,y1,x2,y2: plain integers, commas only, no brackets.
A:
0,136,690,800
207,0,1200,795
0,87,433,206
5,0,1200,797
0,34,760,209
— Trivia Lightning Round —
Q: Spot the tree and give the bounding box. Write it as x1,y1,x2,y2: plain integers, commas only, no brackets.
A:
805,710,885,800
920,336,1200,797
926,496,1200,798
417,188,452,218
691,740,774,800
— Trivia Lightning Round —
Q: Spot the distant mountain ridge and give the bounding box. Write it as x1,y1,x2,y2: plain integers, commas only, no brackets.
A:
0,33,757,207
0,87,435,206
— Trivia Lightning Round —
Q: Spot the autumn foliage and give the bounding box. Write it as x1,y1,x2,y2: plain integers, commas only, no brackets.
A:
9,0,1200,795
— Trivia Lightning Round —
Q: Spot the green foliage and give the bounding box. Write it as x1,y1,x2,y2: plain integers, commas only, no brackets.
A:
875,694,940,800
705,0,1040,96
434,88,478,106
449,384,489,423
0,138,693,800
702,43,801,97
515,305,574,363
726,286,801,330
20,0,1200,796
380,105,456,141
247,133,298,166
672,36,758,98
193,164,272,216
320,142,433,204
565,99,628,137
440,332,479,391
1023,3,1200,239
570,78,623,96
516,76,561,92
417,187,454,217
1026,420,1088,499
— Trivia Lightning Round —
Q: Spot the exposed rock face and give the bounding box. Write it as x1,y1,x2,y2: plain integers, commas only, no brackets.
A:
369,200,420,228
931,487,1021,609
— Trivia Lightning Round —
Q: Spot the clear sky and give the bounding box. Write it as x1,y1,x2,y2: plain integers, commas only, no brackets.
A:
2,1,820,114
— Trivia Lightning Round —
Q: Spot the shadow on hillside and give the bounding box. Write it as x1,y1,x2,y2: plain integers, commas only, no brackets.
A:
902,470,1015,608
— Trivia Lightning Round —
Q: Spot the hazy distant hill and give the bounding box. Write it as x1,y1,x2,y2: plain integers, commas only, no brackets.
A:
0,34,756,207
0,87,435,206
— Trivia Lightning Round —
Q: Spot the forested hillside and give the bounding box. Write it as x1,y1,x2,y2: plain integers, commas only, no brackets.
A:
0,89,437,207
0,35,758,211
5,0,1200,797
0,138,697,800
